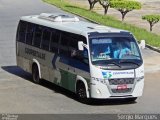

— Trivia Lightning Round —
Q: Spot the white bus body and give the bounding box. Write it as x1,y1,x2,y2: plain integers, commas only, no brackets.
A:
16,13,144,101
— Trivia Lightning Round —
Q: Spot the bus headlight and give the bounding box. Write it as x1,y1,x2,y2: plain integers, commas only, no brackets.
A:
135,76,144,82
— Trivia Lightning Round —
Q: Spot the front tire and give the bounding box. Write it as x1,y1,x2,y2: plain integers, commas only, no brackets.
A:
76,82,88,103
32,65,41,84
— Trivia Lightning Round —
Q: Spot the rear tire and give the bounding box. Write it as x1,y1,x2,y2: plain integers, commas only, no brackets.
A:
32,64,41,84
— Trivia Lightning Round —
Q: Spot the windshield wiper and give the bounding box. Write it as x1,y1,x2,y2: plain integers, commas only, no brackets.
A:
119,60,139,66
107,61,121,68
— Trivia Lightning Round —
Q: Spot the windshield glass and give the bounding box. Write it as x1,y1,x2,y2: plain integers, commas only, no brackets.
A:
89,35,142,68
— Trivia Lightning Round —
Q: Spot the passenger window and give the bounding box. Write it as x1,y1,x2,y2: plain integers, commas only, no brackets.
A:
68,38,78,57
41,29,51,51
26,23,34,45
59,33,70,56
18,21,27,43
60,34,69,46
69,38,78,49
51,30,60,43
50,30,60,53
33,25,43,48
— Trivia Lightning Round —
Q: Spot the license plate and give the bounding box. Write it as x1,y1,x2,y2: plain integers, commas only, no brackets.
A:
117,84,127,90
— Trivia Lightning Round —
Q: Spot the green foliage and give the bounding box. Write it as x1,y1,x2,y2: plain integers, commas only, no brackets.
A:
110,0,141,10
142,15,160,31
43,0,160,48
142,15,160,21
110,0,141,21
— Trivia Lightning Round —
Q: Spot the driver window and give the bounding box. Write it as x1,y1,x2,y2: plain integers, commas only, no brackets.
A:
70,48,89,64
82,48,89,64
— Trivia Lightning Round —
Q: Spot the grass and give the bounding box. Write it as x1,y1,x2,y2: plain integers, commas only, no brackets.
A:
43,0,160,48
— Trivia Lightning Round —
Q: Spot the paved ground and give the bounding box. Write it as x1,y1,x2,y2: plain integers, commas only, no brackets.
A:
0,0,160,114
0,0,64,66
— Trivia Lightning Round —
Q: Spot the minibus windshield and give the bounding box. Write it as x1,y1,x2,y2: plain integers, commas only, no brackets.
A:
89,35,142,68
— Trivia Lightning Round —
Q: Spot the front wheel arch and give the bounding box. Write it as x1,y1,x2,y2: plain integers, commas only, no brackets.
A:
76,77,89,98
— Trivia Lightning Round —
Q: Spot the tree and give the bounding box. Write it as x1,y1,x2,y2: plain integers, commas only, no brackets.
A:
98,0,110,15
87,0,99,10
142,15,160,32
110,0,141,21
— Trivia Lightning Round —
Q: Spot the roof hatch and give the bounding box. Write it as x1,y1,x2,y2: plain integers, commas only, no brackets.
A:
38,13,79,22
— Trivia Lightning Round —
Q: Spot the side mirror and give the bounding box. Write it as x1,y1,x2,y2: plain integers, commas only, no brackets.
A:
139,40,145,49
78,41,84,51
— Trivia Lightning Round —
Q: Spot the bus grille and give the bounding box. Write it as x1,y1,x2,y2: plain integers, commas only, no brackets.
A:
111,88,132,93
109,78,134,85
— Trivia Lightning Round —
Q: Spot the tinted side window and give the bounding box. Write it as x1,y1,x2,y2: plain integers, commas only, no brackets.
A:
68,36,78,57
69,38,78,49
18,21,27,42
68,34,86,54
59,32,70,56
26,23,35,45
33,25,43,48
68,35,88,64
50,30,60,53
41,28,51,51
51,30,60,43
68,34,87,51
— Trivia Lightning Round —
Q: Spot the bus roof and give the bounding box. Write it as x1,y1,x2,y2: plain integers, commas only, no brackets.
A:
20,13,130,36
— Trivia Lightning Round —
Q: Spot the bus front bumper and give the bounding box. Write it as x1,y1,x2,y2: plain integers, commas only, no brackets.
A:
89,79,144,99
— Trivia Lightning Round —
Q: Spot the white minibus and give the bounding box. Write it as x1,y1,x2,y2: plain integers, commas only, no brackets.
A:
16,13,144,102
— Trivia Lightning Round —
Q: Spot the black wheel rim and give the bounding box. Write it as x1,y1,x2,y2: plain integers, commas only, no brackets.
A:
78,86,86,98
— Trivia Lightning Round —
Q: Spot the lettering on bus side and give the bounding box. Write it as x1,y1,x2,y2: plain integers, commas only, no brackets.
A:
25,48,46,60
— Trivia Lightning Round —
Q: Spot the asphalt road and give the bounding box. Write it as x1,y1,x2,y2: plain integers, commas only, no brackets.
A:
0,0,160,114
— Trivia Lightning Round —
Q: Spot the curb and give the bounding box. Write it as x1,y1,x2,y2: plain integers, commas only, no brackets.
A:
146,44,160,53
